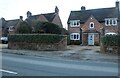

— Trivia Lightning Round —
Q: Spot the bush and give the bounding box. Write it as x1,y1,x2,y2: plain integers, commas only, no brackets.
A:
16,21,32,34
8,34,64,43
33,22,62,34
101,35,120,46
67,35,70,45
61,28,69,35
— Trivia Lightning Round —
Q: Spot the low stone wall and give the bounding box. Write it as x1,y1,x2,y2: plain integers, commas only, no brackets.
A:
100,43,119,54
8,36,67,51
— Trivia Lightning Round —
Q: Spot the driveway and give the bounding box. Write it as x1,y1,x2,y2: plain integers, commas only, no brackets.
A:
0,44,118,63
65,45,118,63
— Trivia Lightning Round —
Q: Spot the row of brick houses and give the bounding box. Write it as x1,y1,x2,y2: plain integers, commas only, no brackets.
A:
0,1,120,46
0,6,63,36
68,1,120,45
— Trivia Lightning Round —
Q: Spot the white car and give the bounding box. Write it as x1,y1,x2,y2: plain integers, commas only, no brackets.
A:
105,32,117,35
0,37,8,44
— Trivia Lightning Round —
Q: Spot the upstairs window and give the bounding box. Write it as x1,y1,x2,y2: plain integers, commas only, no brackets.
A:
105,18,117,26
112,19,117,25
9,26,15,31
69,20,80,27
89,22,94,28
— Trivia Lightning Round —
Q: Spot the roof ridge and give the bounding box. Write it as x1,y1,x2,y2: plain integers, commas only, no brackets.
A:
42,12,55,15
6,19,19,22
71,7,116,12
68,7,117,23
32,12,55,16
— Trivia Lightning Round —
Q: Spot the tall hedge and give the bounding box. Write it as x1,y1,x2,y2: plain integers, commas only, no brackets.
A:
8,34,64,43
101,35,120,46
33,22,62,34
16,21,32,34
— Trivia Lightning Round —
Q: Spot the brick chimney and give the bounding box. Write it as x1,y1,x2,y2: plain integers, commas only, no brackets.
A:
81,6,86,11
116,1,120,11
27,11,32,18
20,16,23,20
55,6,59,14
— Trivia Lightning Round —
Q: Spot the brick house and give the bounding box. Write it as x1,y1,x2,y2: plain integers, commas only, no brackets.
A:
25,6,63,28
0,6,63,36
68,1,120,45
0,17,22,37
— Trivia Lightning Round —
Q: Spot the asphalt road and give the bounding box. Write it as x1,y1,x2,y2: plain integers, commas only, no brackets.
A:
1,53,118,76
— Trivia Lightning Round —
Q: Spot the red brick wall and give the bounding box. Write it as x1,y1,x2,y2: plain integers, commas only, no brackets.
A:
68,26,80,33
38,15,48,22
94,34,100,45
83,34,88,45
81,15,103,32
105,26,118,34
52,14,63,28
100,22,118,34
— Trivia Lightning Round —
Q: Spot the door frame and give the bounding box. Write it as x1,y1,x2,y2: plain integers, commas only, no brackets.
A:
88,33,94,45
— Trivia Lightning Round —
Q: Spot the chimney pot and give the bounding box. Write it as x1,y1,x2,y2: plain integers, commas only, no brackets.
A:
81,6,86,11
20,16,23,20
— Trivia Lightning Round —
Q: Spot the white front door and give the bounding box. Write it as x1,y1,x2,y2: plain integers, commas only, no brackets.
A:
88,33,94,45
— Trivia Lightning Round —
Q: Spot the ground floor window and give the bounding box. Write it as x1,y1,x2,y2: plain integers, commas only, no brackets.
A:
70,33,80,40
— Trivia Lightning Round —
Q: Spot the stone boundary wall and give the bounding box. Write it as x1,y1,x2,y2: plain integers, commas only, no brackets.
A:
100,43,119,54
8,36,67,51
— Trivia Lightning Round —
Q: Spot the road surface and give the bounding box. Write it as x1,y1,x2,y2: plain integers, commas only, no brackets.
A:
1,53,118,76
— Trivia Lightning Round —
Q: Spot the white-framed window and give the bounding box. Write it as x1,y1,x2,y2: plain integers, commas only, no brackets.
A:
70,33,80,40
89,22,94,28
105,32,117,35
105,18,117,26
69,20,80,27
9,26,14,31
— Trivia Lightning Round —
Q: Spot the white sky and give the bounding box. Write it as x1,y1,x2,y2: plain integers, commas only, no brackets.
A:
0,0,118,29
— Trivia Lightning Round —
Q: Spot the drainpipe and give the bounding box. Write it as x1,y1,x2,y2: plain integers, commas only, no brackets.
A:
82,32,83,45
117,2,120,56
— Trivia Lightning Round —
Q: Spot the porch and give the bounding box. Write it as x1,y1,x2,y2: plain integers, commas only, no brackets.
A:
82,29,100,46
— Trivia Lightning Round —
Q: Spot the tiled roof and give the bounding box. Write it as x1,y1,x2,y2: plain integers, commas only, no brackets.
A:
42,13,56,22
68,7,119,23
28,12,56,22
6,19,19,27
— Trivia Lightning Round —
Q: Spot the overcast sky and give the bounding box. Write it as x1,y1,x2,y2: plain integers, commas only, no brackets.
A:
0,0,118,29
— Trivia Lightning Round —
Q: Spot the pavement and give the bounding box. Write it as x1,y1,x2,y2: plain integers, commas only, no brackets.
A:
0,44,8,49
0,44,118,63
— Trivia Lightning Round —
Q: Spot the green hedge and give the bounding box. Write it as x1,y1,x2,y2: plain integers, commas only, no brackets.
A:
8,34,64,43
101,35,120,46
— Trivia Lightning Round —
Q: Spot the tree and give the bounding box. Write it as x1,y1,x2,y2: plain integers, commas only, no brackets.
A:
61,28,69,35
33,21,44,33
34,22,62,34
16,21,32,34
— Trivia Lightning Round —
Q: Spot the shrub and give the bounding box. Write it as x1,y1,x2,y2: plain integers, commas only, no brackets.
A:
8,34,64,43
101,35,120,46
67,35,70,45
61,28,69,35
16,21,32,34
33,22,62,34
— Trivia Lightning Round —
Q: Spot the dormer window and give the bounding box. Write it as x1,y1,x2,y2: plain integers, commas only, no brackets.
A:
89,22,94,28
105,18,117,26
69,20,80,27
9,26,15,31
